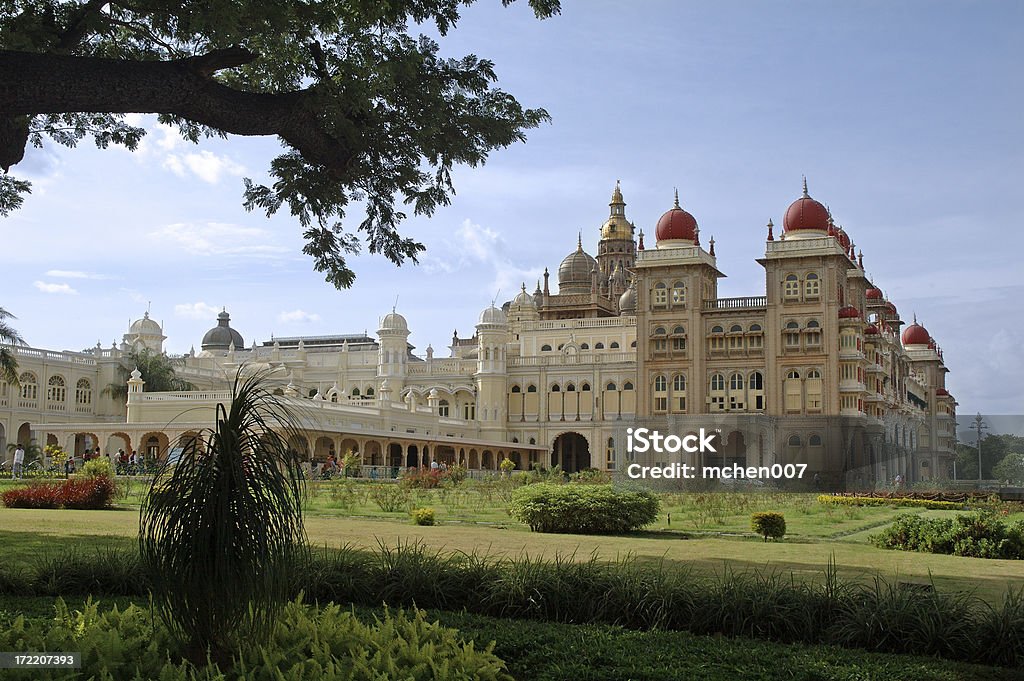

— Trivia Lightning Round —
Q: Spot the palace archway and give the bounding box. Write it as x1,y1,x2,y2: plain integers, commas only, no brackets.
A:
552,432,590,474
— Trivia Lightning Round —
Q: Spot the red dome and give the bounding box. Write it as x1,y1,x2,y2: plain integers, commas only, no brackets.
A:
902,322,930,345
836,228,851,250
935,388,949,396
838,306,860,319
866,287,883,300
655,197,698,243
885,301,897,314
864,324,879,335
783,181,829,233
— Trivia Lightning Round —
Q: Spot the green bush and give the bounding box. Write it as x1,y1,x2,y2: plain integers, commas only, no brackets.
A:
411,507,436,526
873,512,1024,559
369,483,410,511
82,457,114,479
818,494,966,510
0,598,511,680
751,512,786,542
510,483,659,534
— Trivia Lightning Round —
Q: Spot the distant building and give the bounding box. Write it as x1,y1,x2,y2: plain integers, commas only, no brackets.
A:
5,181,957,485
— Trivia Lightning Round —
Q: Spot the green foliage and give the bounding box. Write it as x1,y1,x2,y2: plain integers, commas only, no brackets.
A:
82,457,113,479
510,483,660,534
498,457,516,474
340,452,361,478
139,368,307,661
751,512,786,542
368,483,410,511
873,512,1024,559
103,346,196,401
0,306,25,384
994,452,1024,484
411,507,436,526
0,598,511,680
818,494,966,510
1,1,561,288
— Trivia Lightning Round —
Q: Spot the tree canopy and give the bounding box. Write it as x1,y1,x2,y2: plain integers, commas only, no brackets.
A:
0,306,25,385
0,0,559,287
104,346,196,400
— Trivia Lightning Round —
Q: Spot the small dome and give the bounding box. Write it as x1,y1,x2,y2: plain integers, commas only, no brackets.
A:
935,388,949,396
512,284,535,308
619,279,637,313
201,309,245,351
838,305,860,319
866,287,883,300
902,321,930,346
864,323,880,335
783,179,830,234
558,237,598,292
379,311,408,331
478,305,507,325
655,190,698,244
129,311,162,336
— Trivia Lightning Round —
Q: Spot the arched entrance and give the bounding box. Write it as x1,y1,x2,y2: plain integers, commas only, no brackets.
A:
388,442,403,468
17,422,32,448
716,431,746,468
552,432,590,473
406,444,419,469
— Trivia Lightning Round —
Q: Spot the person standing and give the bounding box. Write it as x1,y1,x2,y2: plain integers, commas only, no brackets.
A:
12,444,25,479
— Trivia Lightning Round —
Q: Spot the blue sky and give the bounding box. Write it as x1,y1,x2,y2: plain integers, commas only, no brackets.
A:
3,0,1022,413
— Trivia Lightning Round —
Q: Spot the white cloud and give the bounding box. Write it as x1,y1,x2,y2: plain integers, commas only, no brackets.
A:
45,270,113,280
422,218,543,297
149,222,288,258
120,288,147,304
33,281,78,295
163,150,246,184
174,302,221,320
279,309,322,324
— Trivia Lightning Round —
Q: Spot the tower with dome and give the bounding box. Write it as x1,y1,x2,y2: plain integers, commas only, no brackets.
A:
13,180,956,487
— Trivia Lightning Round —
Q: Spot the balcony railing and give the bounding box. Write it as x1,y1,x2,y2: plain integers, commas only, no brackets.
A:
703,297,767,310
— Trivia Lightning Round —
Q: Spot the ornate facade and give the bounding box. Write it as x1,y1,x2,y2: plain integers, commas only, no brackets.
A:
2,181,957,486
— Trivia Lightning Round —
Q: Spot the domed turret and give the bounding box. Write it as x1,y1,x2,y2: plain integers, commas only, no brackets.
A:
558,235,598,294
201,309,245,352
129,311,161,336
783,178,830,236
866,287,883,300
655,189,698,246
123,310,166,353
838,306,860,319
902,318,931,346
379,311,408,332
478,305,507,326
619,276,637,314
512,284,535,308
600,181,634,240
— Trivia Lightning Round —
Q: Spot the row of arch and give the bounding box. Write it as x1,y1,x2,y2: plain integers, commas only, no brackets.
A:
540,341,636,352
511,381,635,393
2,374,94,408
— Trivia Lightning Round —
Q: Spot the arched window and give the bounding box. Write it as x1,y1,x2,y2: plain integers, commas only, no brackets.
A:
806,368,823,412
729,373,744,391
673,326,685,335
351,387,360,397
654,326,666,335
653,375,668,412
788,434,802,447
438,399,450,417
527,384,537,393
671,281,685,306
550,384,561,392
630,340,637,348
566,383,576,392
784,370,802,412
807,320,820,328
672,374,686,412
709,373,725,411
365,387,375,396
710,374,725,391
607,437,617,469
541,344,552,352
672,374,686,392
709,325,725,352
728,372,744,410
606,382,617,391
511,385,522,393
595,342,605,349
652,282,668,308
580,343,589,350
623,381,634,391
809,434,823,447
19,372,37,401
712,325,724,333
748,323,764,350
749,371,765,410
75,378,92,405
805,319,822,346
749,323,762,332
805,272,820,298
654,376,667,391
730,324,743,333
581,383,591,391
784,274,800,300
47,375,66,404
784,320,801,348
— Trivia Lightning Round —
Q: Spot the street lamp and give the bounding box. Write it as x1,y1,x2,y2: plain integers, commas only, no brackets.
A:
972,413,988,482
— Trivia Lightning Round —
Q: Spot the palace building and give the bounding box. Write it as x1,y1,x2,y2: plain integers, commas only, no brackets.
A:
1,181,958,486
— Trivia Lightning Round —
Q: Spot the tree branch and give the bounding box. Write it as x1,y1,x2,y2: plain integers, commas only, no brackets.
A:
0,49,353,171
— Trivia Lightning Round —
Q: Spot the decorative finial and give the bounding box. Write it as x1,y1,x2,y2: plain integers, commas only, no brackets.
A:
673,187,680,209
693,225,700,246
857,250,864,268
638,229,645,251
913,313,918,324
802,176,809,198
577,232,583,250
767,219,775,241
709,236,716,257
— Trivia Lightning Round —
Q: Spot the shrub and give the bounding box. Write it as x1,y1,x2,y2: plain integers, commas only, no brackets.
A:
1,482,62,509
818,494,966,510
751,512,786,542
0,598,511,680
510,483,659,534
873,512,1024,559
369,483,411,511
411,507,436,526
81,457,114,479
59,476,116,509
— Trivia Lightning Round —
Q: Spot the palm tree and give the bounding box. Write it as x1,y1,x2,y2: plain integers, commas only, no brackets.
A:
139,367,306,665
0,307,26,386
104,347,196,400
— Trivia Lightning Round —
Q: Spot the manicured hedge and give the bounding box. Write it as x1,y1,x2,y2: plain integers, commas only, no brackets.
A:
1,476,115,510
510,483,660,534
818,494,966,510
751,512,786,541
872,512,1024,559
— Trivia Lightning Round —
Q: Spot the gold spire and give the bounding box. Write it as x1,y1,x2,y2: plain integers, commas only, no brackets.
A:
802,176,809,198
577,232,583,250
673,187,680,209
611,179,623,204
